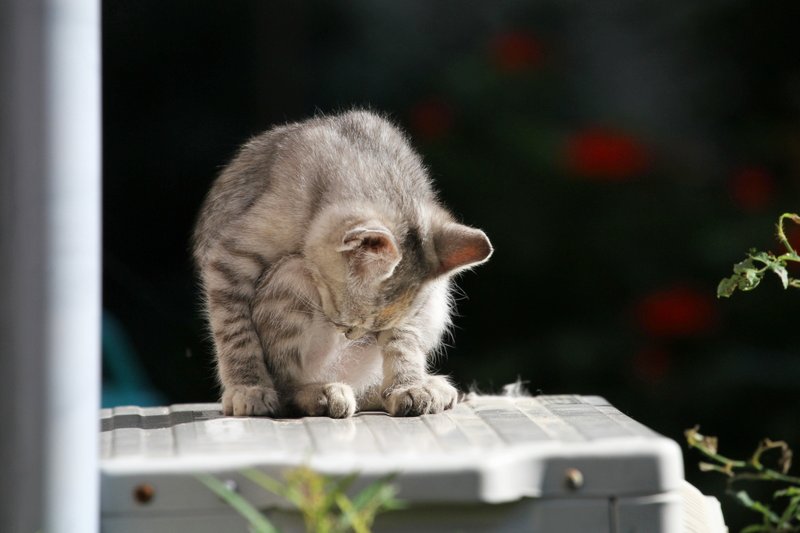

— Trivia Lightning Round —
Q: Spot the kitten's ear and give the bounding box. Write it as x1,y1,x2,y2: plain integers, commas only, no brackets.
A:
433,223,493,276
338,227,401,281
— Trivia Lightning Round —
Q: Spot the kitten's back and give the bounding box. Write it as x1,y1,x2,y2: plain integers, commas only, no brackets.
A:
194,110,440,264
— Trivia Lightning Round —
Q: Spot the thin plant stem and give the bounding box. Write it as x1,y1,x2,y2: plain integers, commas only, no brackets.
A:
196,474,280,533
686,427,800,532
776,213,800,258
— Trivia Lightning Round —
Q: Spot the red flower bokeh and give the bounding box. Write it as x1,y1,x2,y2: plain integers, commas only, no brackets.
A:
633,345,671,384
489,32,544,73
408,99,453,141
563,129,649,181
729,166,775,212
636,286,718,338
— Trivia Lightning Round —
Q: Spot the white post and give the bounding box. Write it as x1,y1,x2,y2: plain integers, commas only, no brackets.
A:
0,0,101,531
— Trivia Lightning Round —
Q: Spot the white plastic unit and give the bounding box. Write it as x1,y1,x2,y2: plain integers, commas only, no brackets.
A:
100,395,699,532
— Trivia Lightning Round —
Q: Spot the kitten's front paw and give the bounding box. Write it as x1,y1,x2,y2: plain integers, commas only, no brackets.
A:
293,383,356,418
222,385,279,417
383,375,458,417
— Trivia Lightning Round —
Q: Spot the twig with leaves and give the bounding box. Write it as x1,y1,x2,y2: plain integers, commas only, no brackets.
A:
686,426,800,532
718,213,800,298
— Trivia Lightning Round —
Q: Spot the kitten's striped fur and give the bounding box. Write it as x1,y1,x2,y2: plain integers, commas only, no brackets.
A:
193,110,492,417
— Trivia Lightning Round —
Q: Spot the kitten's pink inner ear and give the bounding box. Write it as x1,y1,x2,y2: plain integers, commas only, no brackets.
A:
435,225,493,276
339,227,401,280
340,228,398,255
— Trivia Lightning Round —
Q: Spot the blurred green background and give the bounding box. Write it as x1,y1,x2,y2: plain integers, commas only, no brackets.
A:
102,1,800,527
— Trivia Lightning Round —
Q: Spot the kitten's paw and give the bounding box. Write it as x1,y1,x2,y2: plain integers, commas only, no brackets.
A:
294,383,356,418
383,375,458,417
222,385,279,417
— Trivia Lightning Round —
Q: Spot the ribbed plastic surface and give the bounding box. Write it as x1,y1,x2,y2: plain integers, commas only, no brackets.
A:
101,395,682,506
99,395,697,532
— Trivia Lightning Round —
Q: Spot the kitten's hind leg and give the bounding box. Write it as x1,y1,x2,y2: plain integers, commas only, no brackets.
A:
292,383,356,418
203,245,279,417
250,255,330,414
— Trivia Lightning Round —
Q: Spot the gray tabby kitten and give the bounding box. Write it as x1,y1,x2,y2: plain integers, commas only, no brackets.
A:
193,110,492,418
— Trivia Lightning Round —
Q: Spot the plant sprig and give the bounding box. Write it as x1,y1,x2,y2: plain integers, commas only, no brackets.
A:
686,426,800,532
196,473,280,533
197,467,403,533
718,213,800,298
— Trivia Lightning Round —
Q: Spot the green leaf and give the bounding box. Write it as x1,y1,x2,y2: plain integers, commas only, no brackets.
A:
733,490,782,524
770,264,789,289
776,495,800,528
352,475,404,512
734,257,757,273
335,493,370,533
325,472,359,507
332,475,404,532
775,487,800,498
717,276,738,298
749,252,775,266
196,474,280,533
242,469,291,499
737,271,762,292
746,268,761,285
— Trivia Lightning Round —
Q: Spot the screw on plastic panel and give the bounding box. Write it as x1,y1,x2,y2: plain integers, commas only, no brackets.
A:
133,483,155,504
565,468,584,491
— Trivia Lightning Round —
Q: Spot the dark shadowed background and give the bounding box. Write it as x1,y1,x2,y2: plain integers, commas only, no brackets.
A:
102,1,800,527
